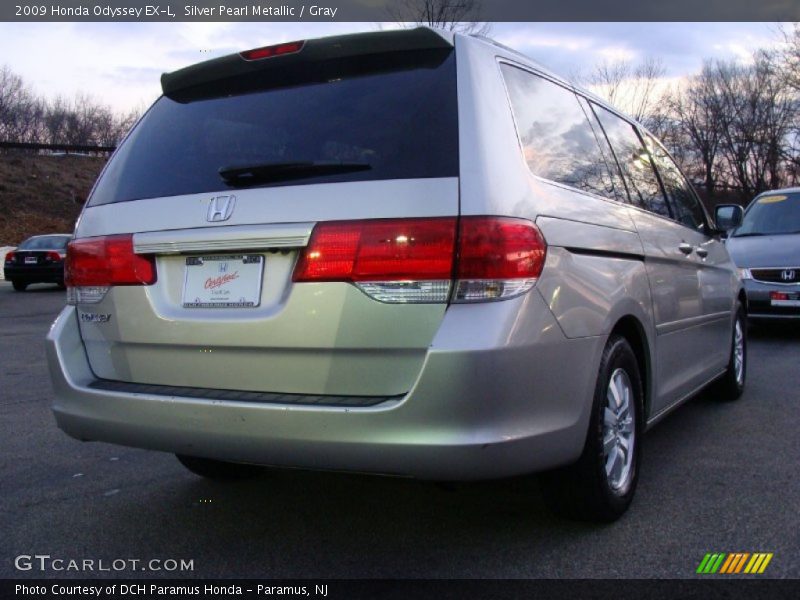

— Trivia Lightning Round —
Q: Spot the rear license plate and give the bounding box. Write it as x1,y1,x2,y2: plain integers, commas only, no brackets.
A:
24,256,37,264
182,255,264,308
771,291,800,307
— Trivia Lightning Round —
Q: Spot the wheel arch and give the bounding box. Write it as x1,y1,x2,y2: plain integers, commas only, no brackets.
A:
737,288,748,314
609,315,652,422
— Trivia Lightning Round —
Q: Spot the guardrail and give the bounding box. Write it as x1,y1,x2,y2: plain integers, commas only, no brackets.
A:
0,141,116,156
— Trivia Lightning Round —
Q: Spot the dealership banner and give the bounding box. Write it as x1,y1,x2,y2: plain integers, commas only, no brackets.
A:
4,579,800,600
3,0,799,22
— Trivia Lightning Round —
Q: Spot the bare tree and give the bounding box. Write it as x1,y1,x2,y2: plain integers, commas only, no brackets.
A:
387,0,492,36
709,54,796,199
109,107,141,146
775,24,800,184
1,66,142,147
667,63,725,198
0,65,45,143
43,95,70,145
778,23,800,93
586,58,667,128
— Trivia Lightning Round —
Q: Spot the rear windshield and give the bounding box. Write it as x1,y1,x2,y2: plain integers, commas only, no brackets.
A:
19,236,70,250
733,192,800,236
89,50,458,206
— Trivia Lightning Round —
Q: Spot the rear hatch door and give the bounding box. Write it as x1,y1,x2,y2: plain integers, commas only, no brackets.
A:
73,29,460,398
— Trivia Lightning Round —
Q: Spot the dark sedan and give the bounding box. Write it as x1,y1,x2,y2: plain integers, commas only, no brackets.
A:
4,234,71,291
724,189,800,320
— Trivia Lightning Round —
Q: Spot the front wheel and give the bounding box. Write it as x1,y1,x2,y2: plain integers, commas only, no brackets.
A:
541,335,643,522
176,454,263,480
710,302,747,401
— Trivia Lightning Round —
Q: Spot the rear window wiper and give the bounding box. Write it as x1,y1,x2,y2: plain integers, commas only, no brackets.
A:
219,161,371,187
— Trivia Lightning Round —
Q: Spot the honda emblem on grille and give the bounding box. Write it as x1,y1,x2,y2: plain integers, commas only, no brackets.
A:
207,195,236,222
781,269,796,282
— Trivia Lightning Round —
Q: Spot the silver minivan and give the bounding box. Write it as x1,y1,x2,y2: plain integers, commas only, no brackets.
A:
718,189,800,320
46,28,746,521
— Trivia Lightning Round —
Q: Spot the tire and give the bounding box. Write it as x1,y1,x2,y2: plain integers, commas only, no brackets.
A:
11,280,27,292
176,454,263,480
541,335,643,522
710,302,747,401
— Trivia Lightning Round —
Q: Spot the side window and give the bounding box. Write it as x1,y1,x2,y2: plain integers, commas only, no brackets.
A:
578,96,630,204
500,64,614,198
645,134,706,231
592,103,671,219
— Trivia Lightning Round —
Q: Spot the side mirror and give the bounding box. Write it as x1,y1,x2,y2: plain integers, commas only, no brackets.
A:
714,204,743,233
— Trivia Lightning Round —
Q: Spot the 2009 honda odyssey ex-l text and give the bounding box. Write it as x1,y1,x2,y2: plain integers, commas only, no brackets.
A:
47,28,747,521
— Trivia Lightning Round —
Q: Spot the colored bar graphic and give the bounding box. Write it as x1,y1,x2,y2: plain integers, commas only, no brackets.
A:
745,553,766,573
734,553,750,573
698,553,727,574
758,554,773,573
744,554,758,573
710,554,726,573
698,552,772,574
696,554,713,574
720,554,737,574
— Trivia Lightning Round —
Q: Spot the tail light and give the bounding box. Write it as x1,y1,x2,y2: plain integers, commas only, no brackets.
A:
293,218,456,303
4,251,15,263
65,234,155,304
293,216,546,303
454,217,546,302
45,251,62,262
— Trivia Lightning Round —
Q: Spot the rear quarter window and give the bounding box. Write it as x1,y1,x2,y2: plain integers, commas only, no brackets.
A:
500,63,616,199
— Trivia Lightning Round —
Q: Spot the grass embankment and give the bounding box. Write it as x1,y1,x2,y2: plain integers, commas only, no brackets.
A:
0,153,106,245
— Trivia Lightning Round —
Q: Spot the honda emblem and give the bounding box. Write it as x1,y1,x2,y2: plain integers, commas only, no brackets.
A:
207,195,236,222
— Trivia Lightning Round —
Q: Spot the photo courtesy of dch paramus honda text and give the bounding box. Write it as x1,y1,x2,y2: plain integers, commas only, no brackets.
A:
47,28,747,522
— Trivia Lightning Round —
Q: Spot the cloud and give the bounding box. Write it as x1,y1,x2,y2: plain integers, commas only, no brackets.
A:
0,21,780,113
492,22,777,79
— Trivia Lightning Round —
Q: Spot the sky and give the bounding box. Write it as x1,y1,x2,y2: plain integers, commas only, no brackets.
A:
0,21,787,113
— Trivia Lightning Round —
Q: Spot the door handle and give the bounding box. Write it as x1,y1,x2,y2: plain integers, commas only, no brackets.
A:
678,242,694,255
695,247,709,258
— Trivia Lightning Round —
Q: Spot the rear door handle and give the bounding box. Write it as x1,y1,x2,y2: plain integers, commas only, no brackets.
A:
678,242,694,255
695,247,708,258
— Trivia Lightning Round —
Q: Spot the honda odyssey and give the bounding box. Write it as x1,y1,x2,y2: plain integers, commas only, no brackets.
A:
46,28,747,521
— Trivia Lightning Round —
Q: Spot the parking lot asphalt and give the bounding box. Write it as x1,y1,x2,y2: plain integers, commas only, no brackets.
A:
1,280,798,579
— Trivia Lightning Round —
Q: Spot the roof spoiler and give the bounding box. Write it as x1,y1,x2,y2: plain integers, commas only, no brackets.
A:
161,27,454,96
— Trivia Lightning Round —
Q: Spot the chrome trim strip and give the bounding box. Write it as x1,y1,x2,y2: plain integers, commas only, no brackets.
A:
749,265,800,270
133,223,314,254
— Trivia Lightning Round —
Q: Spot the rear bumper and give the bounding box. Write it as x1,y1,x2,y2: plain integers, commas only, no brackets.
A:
46,294,601,480
4,264,64,283
743,279,800,319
